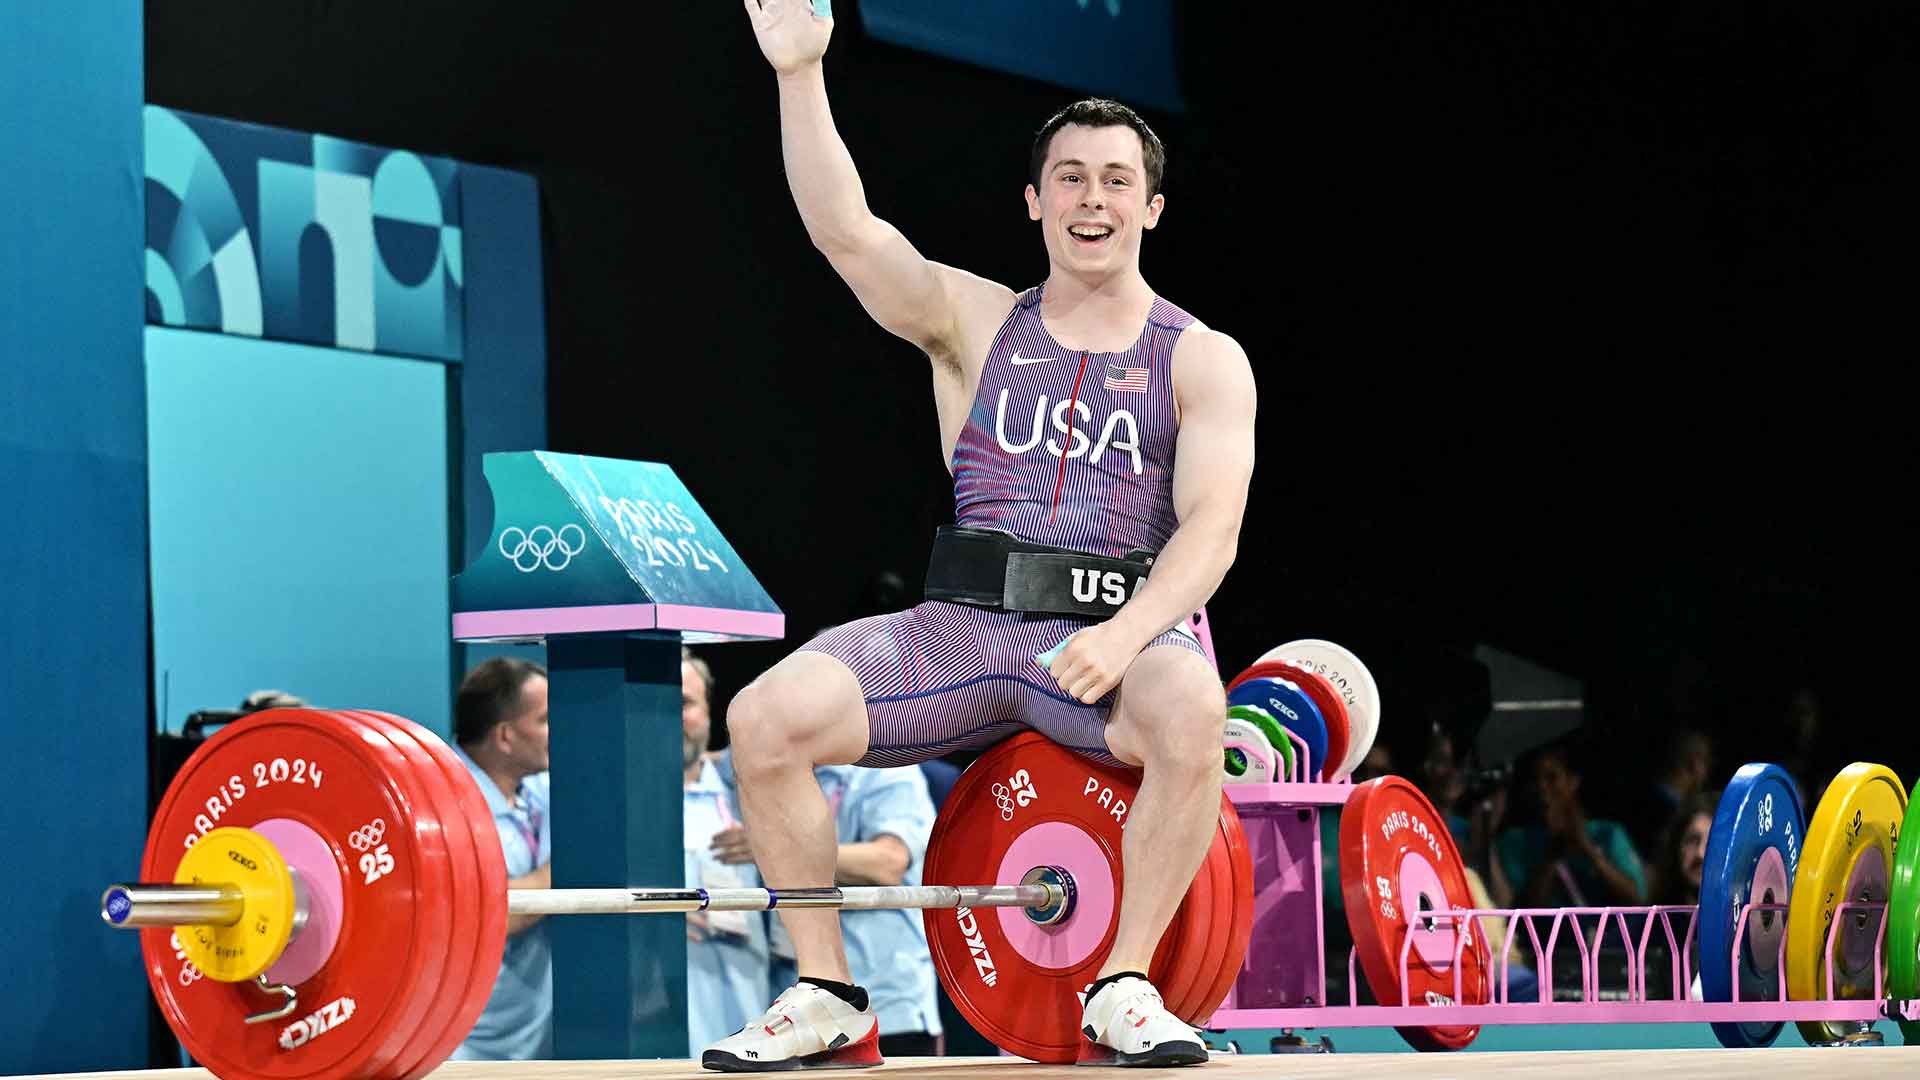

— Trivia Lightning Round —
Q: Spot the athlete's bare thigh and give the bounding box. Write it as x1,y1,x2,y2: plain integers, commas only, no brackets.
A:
732,649,871,766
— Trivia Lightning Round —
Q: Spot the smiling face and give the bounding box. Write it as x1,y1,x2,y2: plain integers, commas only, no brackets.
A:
1026,123,1165,281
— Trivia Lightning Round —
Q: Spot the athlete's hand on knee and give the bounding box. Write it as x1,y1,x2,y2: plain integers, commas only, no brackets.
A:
1046,622,1144,705
743,0,833,74
710,825,755,865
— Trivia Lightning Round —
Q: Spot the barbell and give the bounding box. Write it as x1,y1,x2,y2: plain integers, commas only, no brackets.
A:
104,707,1252,1077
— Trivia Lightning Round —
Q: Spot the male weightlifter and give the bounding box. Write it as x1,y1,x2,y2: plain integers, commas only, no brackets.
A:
707,1,1256,1069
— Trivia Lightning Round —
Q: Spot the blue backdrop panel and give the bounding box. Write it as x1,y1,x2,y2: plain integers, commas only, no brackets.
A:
146,327,454,736
860,0,1184,113
457,164,548,568
0,0,150,1073
144,107,464,361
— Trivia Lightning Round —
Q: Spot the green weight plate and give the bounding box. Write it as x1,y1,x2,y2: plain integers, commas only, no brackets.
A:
1227,705,1294,781
1888,780,1920,1044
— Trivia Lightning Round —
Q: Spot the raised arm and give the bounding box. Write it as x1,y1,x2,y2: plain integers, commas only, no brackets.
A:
745,0,1007,360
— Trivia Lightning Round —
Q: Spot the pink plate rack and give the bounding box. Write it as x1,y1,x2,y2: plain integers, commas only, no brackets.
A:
1207,740,1918,1040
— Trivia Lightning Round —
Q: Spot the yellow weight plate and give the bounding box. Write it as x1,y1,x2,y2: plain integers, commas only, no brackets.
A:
1784,762,1905,1043
172,826,297,983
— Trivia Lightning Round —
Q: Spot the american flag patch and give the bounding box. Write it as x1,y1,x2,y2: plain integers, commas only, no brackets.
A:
1103,364,1148,393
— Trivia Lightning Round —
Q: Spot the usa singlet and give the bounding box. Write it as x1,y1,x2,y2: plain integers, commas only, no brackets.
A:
803,286,1208,768
951,287,1188,555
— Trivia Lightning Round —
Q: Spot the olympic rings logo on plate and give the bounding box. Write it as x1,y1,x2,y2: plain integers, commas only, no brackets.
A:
171,932,204,986
348,819,386,852
498,524,588,573
991,783,1017,821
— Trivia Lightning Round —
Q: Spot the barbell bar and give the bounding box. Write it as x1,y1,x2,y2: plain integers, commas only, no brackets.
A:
105,877,1073,928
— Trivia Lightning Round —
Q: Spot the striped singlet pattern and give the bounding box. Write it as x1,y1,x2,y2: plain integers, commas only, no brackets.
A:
802,286,1206,769
952,287,1193,556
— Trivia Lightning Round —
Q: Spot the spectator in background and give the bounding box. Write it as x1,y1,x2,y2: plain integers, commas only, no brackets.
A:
1649,792,1718,907
681,648,773,1049
451,658,553,1061
1412,720,1471,850
713,764,945,1056
1406,721,1534,999
240,689,306,713
1622,728,1712,859
1497,741,1647,908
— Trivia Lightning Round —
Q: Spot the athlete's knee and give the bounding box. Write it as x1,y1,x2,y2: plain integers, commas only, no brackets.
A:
727,656,864,772
1156,694,1227,775
727,681,811,770
724,683,782,761
1118,652,1225,773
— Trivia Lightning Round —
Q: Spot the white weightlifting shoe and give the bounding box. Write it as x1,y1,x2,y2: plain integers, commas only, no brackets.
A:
1076,975,1207,1067
701,982,882,1072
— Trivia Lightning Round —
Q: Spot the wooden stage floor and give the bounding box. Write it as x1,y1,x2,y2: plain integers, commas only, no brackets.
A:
28,1048,1920,1080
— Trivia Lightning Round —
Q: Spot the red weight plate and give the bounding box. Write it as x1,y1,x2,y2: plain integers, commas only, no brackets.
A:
358,710,510,1079
1258,660,1350,781
1224,659,1295,694
342,711,478,1080
923,733,1244,1060
310,711,459,1080
140,708,451,1080
1191,801,1255,1021
1158,825,1218,1020
1176,826,1228,1022
924,733,1135,1061
1179,819,1239,1021
1339,775,1489,1051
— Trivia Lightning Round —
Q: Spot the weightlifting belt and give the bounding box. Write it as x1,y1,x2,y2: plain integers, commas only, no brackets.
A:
924,525,1156,619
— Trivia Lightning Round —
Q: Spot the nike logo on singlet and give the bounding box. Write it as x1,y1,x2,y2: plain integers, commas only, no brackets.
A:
1010,352,1054,365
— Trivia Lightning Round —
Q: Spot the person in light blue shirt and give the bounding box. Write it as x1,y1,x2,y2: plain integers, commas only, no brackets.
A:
681,649,772,1051
450,658,554,1061
714,762,943,1055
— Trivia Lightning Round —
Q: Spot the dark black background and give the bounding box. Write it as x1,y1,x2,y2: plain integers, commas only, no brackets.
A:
148,2,1914,796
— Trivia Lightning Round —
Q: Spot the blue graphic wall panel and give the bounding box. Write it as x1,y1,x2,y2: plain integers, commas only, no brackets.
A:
146,328,455,738
458,165,549,567
860,0,1184,113
144,106,464,361
0,0,151,1072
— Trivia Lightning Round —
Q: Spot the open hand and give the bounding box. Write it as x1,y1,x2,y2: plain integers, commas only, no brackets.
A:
743,0,833,74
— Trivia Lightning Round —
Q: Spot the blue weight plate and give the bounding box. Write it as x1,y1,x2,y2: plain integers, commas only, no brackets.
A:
1698,763,1805,1048
1226,677,1327,781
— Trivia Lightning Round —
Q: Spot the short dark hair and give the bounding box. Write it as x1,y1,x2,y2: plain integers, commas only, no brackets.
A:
1031,99,1166,197
1530,737,1582,778
455,657,546,748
